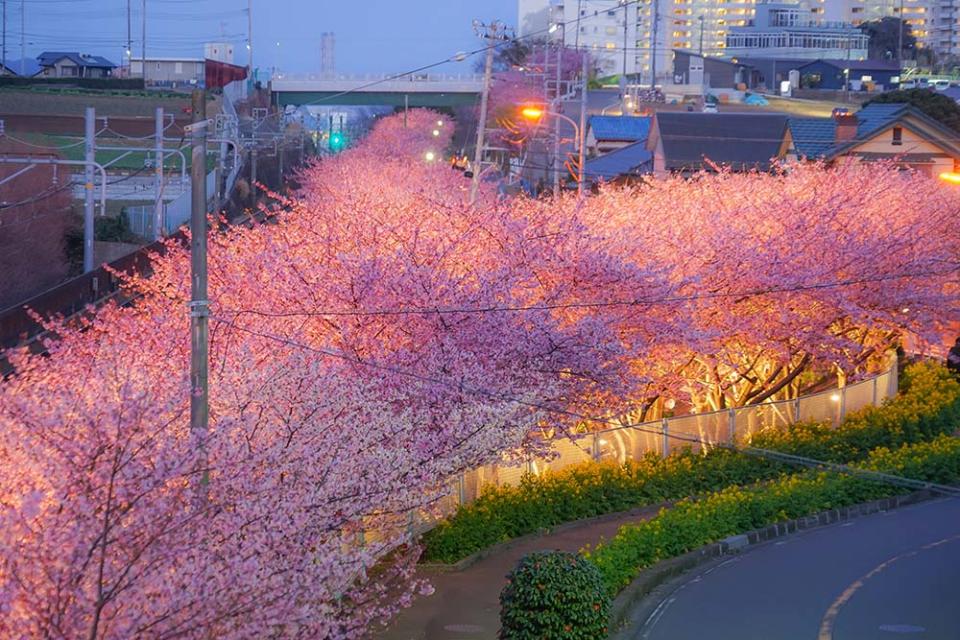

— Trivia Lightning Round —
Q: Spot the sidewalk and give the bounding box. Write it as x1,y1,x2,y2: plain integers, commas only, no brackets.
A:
376,506,662,640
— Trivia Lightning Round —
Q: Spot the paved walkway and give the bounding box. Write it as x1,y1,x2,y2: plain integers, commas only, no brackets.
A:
376,506,662,640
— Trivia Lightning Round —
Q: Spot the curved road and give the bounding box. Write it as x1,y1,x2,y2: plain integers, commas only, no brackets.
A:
638,498,960,640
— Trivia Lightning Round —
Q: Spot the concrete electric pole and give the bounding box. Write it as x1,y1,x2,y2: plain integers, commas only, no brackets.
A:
83,107,95,273
188,89,209,485
469,19,508,204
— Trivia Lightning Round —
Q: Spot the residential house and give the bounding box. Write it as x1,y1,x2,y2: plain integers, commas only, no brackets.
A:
37,52,116,78
585,115,651,155
646,112,792,177
796,59,900,91
582,141,653,185
130,57,206,86
672,50,760,90
789,103,960,177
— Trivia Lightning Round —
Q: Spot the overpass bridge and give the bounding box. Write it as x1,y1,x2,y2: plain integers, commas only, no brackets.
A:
271,73,484,108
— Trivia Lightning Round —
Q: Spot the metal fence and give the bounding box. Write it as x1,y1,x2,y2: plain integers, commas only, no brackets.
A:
415,360,900,533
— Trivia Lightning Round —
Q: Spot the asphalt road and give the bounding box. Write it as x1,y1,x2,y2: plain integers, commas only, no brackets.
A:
637,498,960,640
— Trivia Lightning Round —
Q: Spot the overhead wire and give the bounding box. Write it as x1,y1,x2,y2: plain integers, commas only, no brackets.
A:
218,266,960,320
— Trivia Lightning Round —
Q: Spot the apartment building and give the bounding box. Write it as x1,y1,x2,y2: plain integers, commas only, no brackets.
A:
519,0,959,85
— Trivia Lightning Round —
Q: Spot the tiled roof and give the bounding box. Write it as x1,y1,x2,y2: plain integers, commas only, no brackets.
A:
655,112,790,171
37,52,117,69
789,103,960,159
789,118,837,158
588,115,652,142
583,140,653,181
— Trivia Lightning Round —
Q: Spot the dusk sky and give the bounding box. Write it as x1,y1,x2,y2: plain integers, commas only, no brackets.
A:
5,0,517,74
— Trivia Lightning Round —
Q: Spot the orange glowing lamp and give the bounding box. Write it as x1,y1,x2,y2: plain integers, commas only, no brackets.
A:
939,171,960,185
520,106,545,121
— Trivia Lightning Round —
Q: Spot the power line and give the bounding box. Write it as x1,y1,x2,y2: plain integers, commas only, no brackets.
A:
260,1,650,120
219,266,959,320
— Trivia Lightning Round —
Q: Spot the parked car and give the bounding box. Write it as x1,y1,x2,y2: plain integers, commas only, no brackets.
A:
702,103,718,113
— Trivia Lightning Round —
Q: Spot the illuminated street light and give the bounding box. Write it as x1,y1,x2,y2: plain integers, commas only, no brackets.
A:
432,129,440,137
548,23,560,34
939,171,960,184
520,106,545,120
437,120,444,127
425,151,436,162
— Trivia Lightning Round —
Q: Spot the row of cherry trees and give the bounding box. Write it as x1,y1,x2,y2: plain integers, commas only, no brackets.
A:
1,109,957,638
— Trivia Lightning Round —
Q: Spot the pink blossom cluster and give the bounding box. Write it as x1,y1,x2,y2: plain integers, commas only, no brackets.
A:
0,108,957,638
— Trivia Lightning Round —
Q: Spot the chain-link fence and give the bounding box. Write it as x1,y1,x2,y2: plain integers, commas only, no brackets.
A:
395,360,899,538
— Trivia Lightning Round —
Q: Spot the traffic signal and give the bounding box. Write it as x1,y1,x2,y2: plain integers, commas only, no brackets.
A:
329,132,345,152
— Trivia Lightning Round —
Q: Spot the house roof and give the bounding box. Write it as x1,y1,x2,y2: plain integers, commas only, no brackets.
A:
798,59,901,72
789,103,960,160
588,115,651,142
37,52,117,69
653,112,790,171
583,140,653,181
3,57,41,76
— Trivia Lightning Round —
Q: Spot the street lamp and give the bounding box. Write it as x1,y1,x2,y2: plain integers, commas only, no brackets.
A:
520,105,584,195
425,151,436,162
939,171,960,184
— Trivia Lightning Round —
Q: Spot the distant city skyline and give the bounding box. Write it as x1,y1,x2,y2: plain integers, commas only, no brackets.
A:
0,0,515,74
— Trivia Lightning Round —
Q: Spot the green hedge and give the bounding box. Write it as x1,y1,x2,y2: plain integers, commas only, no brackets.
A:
421,363,960,564
585,435,960,595
751,363,960,463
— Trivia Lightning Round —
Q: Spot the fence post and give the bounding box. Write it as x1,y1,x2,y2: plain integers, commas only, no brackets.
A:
794,397,801,423
661,418,670,458
872,376,878,406
592,433,601,460
457,473,466,506
840,386,847,423
406,511,415,538
727,408,736,444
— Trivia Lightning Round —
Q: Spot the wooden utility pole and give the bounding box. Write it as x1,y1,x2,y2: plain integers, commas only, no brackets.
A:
470,20,508,204
189,89,209,480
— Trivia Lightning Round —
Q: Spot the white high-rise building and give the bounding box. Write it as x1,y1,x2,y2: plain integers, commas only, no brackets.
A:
519,0,960,82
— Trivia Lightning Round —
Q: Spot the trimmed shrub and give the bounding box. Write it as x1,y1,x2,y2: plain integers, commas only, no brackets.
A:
499,551,609,640
585,435,960,595
421,363,959,564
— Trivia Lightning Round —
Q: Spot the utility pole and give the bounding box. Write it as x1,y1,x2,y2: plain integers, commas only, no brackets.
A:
577,49,588,196
404,93,409,127
141,0,146,79
126,0,131,75
699,15,704,56
552,29,562,194
250,146,258,201
620,0,628,110
3,0,7,73
248,0,254,82
19,0,23,76
154,107,164,240
470,19,507,204
83,107,95,273
189,89,209,487
650,0,659,89
897,0,905,67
